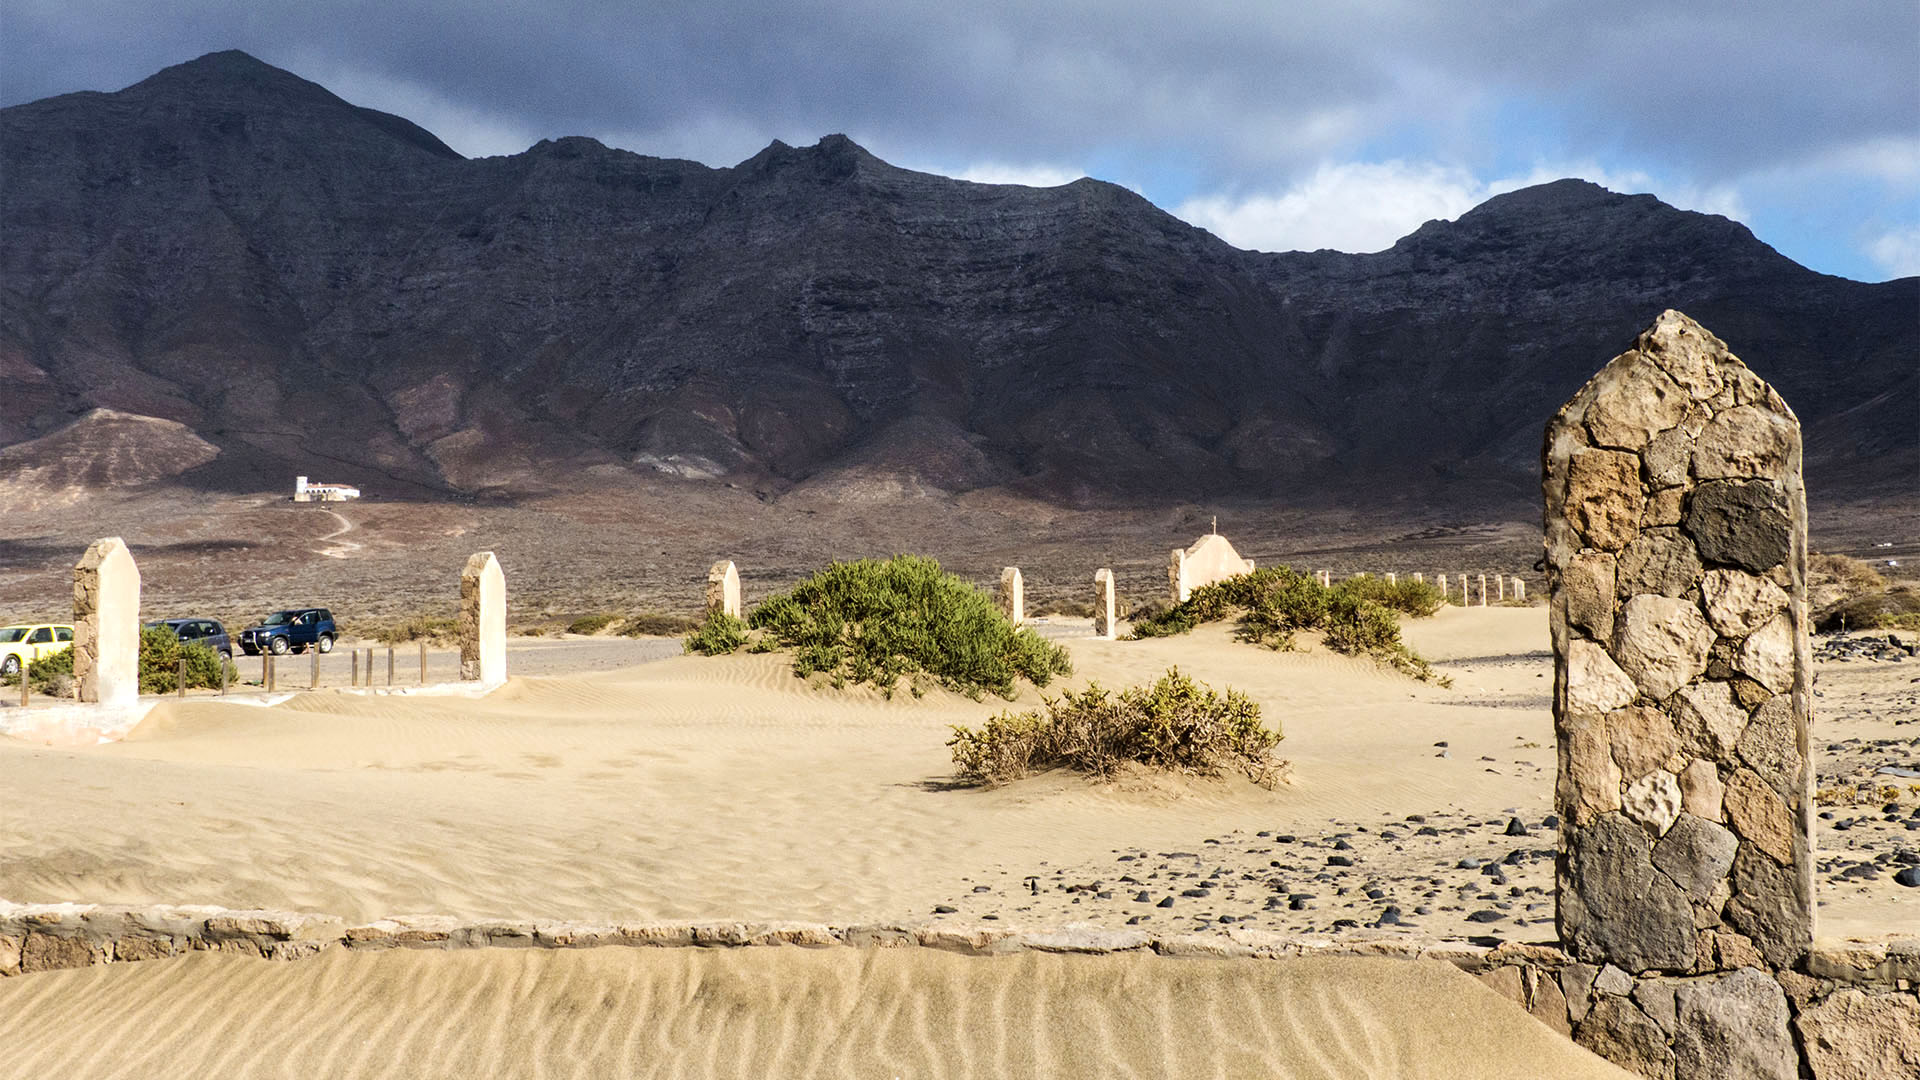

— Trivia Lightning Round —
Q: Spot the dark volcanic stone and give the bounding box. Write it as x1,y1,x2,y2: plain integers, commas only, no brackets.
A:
1725,845,1811,969
1651,813,1739,900
1561,812,1696,973
1684,481,1793,572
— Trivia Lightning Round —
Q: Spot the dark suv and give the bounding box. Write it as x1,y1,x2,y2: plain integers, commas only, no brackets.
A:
145,618,232,660
238,608,337,656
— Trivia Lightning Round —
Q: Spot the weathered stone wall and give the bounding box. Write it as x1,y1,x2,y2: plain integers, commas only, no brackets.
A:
1092,568,1116,640
1546,311,1811,980
71,537,140,707
998,567,1023,625
458,552,506,685
3,899,1910,1079
1167,533,1255,604
707,560,741,619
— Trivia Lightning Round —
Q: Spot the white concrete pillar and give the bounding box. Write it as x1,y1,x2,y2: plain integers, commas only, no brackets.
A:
1092,568,1116,640
707,560,742,618
999,567,1024,625
460,551,506,685
73,537,140,707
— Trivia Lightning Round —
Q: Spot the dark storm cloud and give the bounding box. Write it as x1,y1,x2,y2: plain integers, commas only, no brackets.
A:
7,1,1910,176
5,1,1916,276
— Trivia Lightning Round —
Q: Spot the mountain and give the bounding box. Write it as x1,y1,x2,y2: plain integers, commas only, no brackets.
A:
3,51,1913,508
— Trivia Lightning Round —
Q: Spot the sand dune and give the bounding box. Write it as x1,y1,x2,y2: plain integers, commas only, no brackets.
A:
0,607,1908,940
0,613,1558,930
0,947,1630,1080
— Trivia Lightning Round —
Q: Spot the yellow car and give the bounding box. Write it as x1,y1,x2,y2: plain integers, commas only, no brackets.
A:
0,623,74,679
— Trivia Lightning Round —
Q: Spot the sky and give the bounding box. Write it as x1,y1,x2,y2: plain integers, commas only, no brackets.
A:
5,1,1916,281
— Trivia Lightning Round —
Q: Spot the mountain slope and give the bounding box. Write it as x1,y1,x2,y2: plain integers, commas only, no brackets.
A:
2,51,1912,506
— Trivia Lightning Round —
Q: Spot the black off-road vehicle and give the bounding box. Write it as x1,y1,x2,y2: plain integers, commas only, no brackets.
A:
238,608,336,656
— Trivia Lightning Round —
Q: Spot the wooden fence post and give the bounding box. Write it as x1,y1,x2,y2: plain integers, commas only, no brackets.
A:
352,650,359,688
419,639,427,684
177,657,186,697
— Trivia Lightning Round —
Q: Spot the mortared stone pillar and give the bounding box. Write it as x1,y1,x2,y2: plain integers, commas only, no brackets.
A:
1545,310,1811,975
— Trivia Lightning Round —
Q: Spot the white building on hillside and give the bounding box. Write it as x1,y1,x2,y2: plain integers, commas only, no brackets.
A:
294,475,361,502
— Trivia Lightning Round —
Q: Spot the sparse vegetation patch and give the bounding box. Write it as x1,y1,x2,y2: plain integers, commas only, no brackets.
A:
947,668,1283,787
686,555,1070,699
1128,567,1444,681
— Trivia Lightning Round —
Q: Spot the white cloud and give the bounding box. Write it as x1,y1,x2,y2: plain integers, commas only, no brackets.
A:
1867,225,1920,278
892,160,1086,188
1175,160,1485,253
1176,159,1753,254
297,62,540,159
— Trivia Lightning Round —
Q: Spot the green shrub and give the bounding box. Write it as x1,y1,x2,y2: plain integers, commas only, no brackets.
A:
567,613,618,636
692,555,1071,699
684,611,749,655
0,644,75,696
138,627,233,694
1329,575,1444,618
948,668,1282,787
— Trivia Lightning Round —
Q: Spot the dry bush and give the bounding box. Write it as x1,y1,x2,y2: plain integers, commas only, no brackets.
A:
1810,554,1920,632
566,613,618,636
948,668,1283,788
619,612,699,637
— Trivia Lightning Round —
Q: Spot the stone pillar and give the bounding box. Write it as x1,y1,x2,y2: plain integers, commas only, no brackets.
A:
72,538,140,707
1092,569,1116,640
1437,573,1447,598
1386,572,1397,586
1317,570,1331,588
1478,574,1488,606
1545,310,1811,976
999,567,1025,624
1413,573,1425,584
1167,549,1186,605
706,560,741,619
1497,574,1507,601
1514,579,1526,602
459,551,507,685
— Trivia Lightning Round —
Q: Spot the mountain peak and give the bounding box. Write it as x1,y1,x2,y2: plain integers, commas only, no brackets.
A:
114,50,463,161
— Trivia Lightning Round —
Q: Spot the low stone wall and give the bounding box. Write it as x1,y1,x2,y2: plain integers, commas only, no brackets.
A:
2,900,1911,1078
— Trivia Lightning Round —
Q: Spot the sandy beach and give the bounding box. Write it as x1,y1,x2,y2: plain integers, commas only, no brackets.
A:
0,607,1911,1076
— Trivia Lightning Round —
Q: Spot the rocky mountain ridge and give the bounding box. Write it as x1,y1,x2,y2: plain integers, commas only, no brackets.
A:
3,50,1913,508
